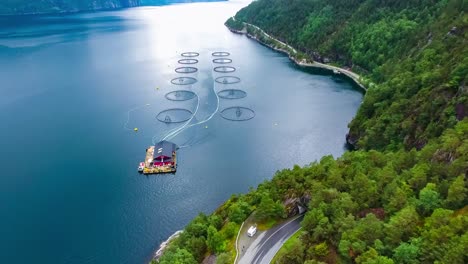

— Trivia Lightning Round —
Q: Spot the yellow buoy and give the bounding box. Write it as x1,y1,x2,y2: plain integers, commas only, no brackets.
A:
134,128,138,132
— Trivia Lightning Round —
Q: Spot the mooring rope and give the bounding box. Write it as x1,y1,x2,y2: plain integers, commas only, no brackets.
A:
154,92,200,144
123,104,150,131
164,63,221,141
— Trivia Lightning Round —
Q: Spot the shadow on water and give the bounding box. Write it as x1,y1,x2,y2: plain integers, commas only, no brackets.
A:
0,14,141,55
290,62,366,94
287,61,364,152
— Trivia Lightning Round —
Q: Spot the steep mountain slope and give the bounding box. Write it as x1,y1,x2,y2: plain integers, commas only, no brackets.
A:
156,121,468,264
233,0,467,151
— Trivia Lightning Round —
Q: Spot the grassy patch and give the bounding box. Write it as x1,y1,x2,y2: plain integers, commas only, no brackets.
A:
454,205,468,217
257,218,278,230
270,229,302,264
220,222,241,262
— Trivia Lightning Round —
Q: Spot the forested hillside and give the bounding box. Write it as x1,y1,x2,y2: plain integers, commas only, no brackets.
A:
157,0,467,263
233,0,467,151
0,0,140,15
157,121,467,264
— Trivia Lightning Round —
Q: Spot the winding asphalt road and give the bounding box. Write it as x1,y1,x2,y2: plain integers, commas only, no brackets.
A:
238,214,304,264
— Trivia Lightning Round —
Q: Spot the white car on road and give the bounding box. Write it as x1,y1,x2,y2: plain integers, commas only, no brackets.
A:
247,225,257,237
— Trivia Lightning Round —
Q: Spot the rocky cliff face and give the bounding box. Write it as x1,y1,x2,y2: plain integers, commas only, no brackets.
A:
0,0,141,15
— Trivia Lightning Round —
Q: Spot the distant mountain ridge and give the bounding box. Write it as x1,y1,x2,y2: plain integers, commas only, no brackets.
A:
0,0,228,15
0,0,140,15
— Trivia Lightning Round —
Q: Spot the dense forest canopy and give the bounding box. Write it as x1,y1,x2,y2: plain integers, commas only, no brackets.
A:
157,120,468,264
234,0,467,151
159,0,467,263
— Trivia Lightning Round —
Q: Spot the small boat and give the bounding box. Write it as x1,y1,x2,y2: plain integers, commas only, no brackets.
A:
333,69,341,74
138,162,145,173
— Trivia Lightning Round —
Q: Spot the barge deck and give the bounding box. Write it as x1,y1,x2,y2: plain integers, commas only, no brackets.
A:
141,146,177,174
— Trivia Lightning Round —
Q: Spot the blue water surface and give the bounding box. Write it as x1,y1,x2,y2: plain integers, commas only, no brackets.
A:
0,1,363,263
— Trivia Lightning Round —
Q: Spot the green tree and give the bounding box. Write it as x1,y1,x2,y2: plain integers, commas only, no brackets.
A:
278,237,305,264
208,215,223,230
184,236,206,262
384,206,419,247
158,248,197,264
339,214,384,259
302,207,332,242
206,225,226,253
407,163,429,190
417,183,441,216
304,261,326,264
350,172,378,208
185,213,209,237
393,241,420,264
356,248,394,264
185,222,208,237
419,209,468,262
216,252,232,264
445,175,467,209
309,241,329,257
228,201,251,223
364,256,394,264
383,181,412,214
255,193,286,221
221,222,239,239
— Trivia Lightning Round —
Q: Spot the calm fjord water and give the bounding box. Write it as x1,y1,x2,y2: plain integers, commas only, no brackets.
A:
0,1,362,263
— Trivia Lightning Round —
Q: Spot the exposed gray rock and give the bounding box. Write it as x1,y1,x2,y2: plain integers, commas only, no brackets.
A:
346,132,359,149
283,195,310,217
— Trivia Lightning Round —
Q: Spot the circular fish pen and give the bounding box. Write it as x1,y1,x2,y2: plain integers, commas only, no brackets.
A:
178,58,198,64
212,58,232,64
156,108,194,123
212,52,230,57
181,52,199,57
170,77,197,85
175,67,198,74
214,66,236,73
220,107,255,121
215,76,241,84
218,89,247,100
165,90,197,101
